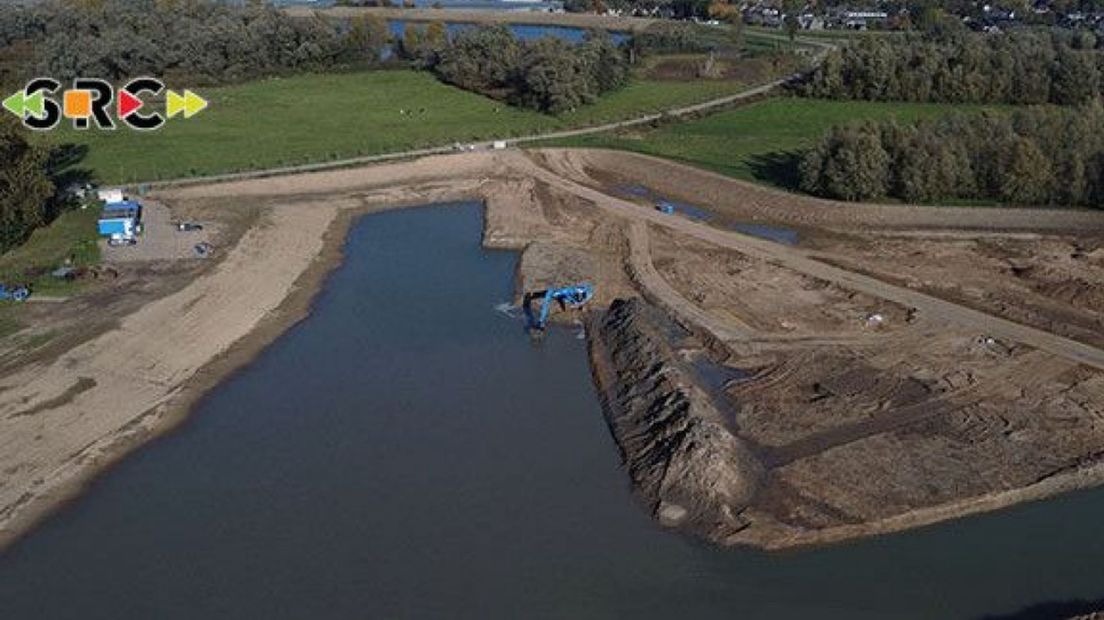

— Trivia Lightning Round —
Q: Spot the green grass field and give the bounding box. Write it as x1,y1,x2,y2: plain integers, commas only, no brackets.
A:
58,70,767,184
546,97,1004,188
0,207,101,295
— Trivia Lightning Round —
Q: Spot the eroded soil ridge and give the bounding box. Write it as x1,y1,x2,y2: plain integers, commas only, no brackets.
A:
592,298,763,541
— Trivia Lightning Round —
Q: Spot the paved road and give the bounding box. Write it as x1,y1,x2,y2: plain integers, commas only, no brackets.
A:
515,155,1104,373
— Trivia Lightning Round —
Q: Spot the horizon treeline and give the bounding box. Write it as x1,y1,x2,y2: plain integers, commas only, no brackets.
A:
798,103,1104,207
0,0,369,85
801,29,1104,105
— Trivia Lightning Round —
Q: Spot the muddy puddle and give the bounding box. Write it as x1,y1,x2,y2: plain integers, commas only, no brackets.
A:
616,184,800,245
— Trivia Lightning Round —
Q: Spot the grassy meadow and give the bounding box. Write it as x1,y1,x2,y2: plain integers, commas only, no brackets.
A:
56,69,768,184
545,97,1005,189
0,207,101,294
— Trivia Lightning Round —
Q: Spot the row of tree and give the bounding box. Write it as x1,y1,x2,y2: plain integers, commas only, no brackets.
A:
0,0,381,85
428,26,630,113
798,103,1104,207
801,29,1104,105
0,116,55,255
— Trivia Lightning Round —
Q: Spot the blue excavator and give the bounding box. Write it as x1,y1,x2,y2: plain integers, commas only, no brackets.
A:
524,283,594,331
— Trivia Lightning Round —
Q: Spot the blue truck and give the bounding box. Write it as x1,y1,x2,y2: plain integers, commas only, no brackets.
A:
97,200,142,246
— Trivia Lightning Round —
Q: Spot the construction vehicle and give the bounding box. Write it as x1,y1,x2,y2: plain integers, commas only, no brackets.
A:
524,283,594,331
0,284,30,302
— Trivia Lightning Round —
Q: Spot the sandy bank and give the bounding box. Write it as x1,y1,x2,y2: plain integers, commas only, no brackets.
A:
0,202,342,549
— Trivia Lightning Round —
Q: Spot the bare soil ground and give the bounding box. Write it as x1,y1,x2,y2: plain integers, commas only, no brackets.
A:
101,201,215,263
2,147,1104,552
812,234,1104,350
643,54,800,83
649,226,912,337
524,148,1104,547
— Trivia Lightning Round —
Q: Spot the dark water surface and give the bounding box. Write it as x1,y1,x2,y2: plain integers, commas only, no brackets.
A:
616,184,801,245
386,20,630,43
381,21,628,59
4,202,1104,619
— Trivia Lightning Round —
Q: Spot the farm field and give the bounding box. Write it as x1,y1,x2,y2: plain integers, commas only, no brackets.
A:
56,69,766,184
548,97,1005,189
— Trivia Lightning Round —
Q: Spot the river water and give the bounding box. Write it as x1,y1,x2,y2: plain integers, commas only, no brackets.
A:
3,202,1104,619
385,20,631,44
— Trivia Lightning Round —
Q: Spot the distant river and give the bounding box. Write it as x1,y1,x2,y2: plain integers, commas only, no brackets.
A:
387,20,630,43
3,202,1104,619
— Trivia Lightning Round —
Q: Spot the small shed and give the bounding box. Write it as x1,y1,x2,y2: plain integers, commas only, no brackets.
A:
97,188,125,204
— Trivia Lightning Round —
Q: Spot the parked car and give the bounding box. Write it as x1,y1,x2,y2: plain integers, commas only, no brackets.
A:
177,222,203,232
0,284,30,302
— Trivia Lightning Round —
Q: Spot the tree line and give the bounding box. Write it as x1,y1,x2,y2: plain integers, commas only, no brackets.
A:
801,28,1104,105
0,0,379,85
424,25,630,114
798,103,1104,207
0,116,55,255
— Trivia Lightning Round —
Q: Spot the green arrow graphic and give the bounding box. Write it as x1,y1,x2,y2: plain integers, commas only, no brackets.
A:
2,91,23,117
23,90,44,118
2,90,46,119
